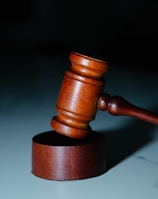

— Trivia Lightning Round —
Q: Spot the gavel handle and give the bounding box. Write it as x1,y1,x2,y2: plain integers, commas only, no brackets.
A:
98,93,158,125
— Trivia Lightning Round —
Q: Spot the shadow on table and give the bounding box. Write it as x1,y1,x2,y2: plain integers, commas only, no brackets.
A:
101,119,156,170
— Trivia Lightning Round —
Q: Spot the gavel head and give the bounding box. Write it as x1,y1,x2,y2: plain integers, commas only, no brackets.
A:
51,52,109,139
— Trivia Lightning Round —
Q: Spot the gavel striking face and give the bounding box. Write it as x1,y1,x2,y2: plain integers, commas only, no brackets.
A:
51,51,158,139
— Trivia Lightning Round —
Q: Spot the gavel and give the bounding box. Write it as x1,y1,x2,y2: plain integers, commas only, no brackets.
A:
51,51,158,139
32,51,158,181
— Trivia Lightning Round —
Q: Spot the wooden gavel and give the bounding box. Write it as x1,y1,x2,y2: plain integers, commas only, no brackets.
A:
51,51,158,139
32,51,158,181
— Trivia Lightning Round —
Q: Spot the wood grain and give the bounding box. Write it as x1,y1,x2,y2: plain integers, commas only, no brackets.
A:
32,131,106,180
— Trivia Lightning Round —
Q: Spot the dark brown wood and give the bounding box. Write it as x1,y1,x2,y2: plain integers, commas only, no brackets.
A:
51,51,109,139
98,94,158,125
32,131,106,180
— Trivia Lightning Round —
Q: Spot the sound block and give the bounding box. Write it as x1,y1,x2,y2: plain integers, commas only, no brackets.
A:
32,131,106,181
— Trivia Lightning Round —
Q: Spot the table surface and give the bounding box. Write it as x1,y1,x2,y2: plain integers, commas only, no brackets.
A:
1,56,158,199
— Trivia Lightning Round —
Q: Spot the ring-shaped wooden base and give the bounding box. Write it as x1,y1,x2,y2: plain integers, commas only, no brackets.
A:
32,131,106,180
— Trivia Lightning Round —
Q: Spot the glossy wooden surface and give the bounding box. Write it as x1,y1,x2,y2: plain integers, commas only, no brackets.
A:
51,52,109,139
32,131,106,180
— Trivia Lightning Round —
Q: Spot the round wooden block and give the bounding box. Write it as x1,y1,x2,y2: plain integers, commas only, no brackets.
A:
32,131,106,180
